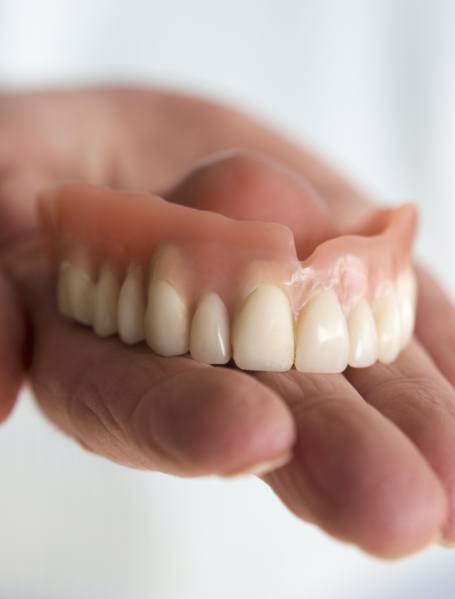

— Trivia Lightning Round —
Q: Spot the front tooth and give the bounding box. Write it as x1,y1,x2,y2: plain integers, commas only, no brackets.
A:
57,261,72,317
93,265,120,337
397,269,417,348
145,280,189,356
117,265,145,344
295,289,349,373
232,285,294,372
374,282,401,364
348,298,378,368
190,293,231,365
66,262,94,325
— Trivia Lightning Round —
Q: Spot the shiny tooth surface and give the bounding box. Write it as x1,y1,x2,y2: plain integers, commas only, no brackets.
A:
117,265,146,344
295,289,349,373
57,261,72,317
93,265,120,337
232,285,294,372
145,279,189,356
348,298,378,368
374,282,401,364
190,293,231,365
397,269,417,348
66,262,94,325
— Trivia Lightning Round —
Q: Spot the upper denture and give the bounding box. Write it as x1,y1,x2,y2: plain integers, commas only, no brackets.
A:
40,182,417,373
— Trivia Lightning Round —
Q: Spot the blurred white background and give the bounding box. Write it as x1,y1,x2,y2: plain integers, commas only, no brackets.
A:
0,1,455,597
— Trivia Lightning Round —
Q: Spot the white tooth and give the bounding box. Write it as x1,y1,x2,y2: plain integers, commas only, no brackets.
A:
190,293,231,365
348,298,378,368
93,265,120,337
374,282,401,364
232,285,294,372
117,265,145,344
295,289,349,373
66,262,94,325
145,280,189,356
57,261,72,317
397,269,417,348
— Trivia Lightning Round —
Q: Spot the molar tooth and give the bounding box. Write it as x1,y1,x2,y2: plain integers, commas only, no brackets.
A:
66,262,94,325
295,289,349,373
93,264,120,337
145,280,189,356
348,298,378,368
190,293,231,365
397,269,417,348
57,261,72,317
374,282,401,364
117,264,145,344
232,285,294,372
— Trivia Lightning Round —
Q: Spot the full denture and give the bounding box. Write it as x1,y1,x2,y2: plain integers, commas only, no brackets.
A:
40,182,418,373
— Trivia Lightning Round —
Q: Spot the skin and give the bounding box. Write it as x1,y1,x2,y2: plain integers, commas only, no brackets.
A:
1,87,455,558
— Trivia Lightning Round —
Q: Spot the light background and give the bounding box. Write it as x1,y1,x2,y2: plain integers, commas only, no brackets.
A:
0,1,454,597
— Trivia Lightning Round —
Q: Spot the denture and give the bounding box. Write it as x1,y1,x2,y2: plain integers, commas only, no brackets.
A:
40,182,417,373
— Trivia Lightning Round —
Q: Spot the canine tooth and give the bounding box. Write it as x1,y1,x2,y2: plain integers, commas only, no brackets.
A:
93,265,120,337
295,289,349,373
397,269,417,348
190,293,231,364
145,280,189,356
66,262,94,325
348,298,378,367
374,282,401,364
232,285,294,372
117,265,145,344
57,261,72,317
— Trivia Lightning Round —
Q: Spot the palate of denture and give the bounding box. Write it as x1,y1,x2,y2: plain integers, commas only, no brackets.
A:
40,183,417,373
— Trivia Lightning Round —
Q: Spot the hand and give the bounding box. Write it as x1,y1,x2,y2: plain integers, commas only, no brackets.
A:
2,87,455,558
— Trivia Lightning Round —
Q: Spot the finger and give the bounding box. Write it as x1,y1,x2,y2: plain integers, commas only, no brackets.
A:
414,265,455,387
346,341,455,543
0,270,25,421
256,370,446,558
17,249,295,476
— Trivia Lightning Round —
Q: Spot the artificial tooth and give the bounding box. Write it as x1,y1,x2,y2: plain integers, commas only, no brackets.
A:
190,293,231,365
145,279,189,356
93,265,120,337
295,289,349,373
66,262,94,325
397,269,417,348
348,298,378,368
232,285,294,372
374,282,401,364
117,265,146,344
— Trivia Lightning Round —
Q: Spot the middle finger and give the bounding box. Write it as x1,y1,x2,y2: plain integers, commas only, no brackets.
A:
256,369,446,557
346,340,455,544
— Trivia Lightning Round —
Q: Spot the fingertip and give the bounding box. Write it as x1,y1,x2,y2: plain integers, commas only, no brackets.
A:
132,367,296,477
325,439,448,559
356,476,446,559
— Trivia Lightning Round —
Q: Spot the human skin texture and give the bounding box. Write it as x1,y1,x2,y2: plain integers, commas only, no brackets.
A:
41,180,417,373
2,88,455,558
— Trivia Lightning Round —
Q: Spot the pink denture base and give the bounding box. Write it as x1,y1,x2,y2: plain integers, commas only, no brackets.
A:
40,183,417,315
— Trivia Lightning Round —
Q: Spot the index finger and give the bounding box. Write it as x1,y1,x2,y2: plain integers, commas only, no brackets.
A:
14,244,295,476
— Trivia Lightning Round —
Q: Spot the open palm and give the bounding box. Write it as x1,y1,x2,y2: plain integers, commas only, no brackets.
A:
1,87,455,557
